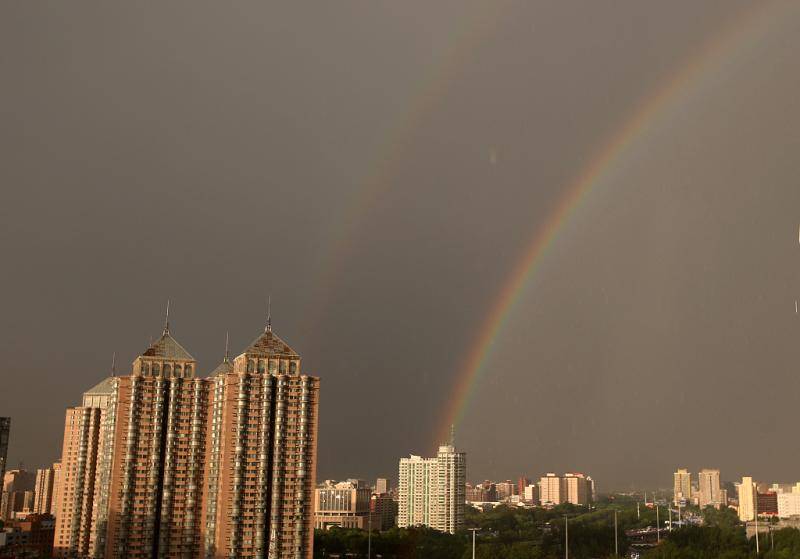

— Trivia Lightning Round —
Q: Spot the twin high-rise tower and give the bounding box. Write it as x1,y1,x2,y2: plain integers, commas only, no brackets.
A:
53,314,320,559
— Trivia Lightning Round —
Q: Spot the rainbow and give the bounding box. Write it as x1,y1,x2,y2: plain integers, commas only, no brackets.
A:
304,5,513,337
435,1,785,446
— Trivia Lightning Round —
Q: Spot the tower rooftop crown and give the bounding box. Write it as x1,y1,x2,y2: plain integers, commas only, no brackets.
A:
241,329,298,359
142,332,195,361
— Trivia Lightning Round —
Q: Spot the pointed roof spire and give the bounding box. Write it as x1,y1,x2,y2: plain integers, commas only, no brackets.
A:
163,299,171,335
266,295,272,333
111,352,116,377
224,331,230,363
450,424,456,447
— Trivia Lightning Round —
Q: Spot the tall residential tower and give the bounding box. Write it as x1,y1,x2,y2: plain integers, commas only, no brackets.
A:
52,312,320,559
398,435,465,534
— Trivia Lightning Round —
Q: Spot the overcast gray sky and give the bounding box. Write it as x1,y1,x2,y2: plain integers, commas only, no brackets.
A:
2,1,800,491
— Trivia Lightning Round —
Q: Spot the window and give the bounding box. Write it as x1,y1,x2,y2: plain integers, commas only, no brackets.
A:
289,361,297,374
258,359,266,374
142,363,150,376
247,360,255,373
153,363,161,376
163,364,172,376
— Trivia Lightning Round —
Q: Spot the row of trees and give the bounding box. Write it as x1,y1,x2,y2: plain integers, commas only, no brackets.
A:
313,499,800,558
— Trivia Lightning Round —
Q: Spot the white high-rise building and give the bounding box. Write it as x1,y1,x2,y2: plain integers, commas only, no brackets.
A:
737,476,756,522
698,469,722,509
674,469,692,504
398,440,465,534
777,485,800,518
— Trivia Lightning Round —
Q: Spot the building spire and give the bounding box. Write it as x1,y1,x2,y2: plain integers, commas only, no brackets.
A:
224,331,230,363
267,296,272,332
111,352,116,377
449,424,455,447
163,299,171,335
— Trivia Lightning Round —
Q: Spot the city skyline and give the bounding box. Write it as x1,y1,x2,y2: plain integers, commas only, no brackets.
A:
4,1,800,491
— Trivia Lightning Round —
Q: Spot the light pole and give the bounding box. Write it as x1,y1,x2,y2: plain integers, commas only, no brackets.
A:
754,486,760,554
469,528,479,559
565,515,569,559
367,506,372,559
614,509,619,557
656,504,660,543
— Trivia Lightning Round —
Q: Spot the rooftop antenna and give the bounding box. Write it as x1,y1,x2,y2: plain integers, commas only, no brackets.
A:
224,331,230,363
111,352,116,377
266,296,272,333
163,299,171,335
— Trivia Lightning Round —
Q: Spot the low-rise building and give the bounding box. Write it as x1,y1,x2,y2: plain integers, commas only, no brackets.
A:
314,480,376,530
0,513,55,558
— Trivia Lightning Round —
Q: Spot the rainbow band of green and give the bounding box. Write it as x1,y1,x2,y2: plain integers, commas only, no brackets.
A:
436,1,783,447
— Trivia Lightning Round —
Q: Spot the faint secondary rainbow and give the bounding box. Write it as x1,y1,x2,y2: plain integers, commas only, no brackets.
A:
303,4,514,340
435,1,784,446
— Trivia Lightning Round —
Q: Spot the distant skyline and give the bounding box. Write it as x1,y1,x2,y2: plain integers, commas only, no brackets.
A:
3,1,800,490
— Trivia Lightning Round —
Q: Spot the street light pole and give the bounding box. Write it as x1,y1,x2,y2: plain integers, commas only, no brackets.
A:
565,515,569,559
614,509,619,557
469,528,479,559
656,505,660,543
754,485,760,554
367,506,372,559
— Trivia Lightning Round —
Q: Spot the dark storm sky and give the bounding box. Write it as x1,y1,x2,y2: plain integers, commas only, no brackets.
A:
2,1,800,491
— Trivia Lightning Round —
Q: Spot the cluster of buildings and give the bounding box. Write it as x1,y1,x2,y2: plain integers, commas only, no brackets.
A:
0,421,57,558
3,313,322,559
672,468,728,509
467,472,595,508
736,478,800,521
673,468,800,521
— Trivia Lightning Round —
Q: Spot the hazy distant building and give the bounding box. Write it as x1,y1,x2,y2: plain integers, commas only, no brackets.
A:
738,477,756,521
1,469,35,521
0,418,9,484
52,314,320,559
517,477,530,500
495,481,515,501
398,440,465,534
564,473,592,506
375,478,391,495
674,469,692,504
49,461,61,517
2,469,35,494
523,484,538,504
539,474,566,506
32,467,55,515
698,469,722,509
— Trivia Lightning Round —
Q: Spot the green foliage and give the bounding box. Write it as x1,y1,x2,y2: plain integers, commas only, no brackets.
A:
316,502,800,559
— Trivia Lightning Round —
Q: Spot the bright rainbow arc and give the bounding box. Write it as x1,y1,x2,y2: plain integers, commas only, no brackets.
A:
435,1,784,447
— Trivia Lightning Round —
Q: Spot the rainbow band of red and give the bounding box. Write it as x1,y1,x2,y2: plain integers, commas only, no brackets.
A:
436,1,784,447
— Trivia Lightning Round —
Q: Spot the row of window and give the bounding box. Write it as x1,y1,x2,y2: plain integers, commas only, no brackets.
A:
140,363,193,377
245,360,297,374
